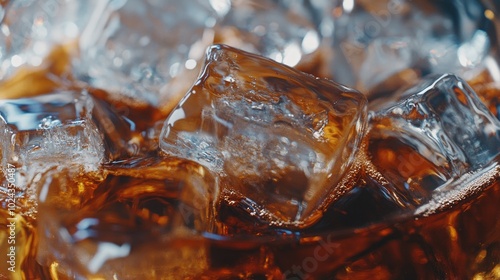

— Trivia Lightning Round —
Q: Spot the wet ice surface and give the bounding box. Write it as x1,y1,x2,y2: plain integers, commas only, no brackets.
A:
35,157,216,278
0,90,104,219
0,0,218,107
216,0,321,69
368,73,500,207
160,44,367,228
0,91,104,178
0,0,87,79
0,88,155,216
328,0,494,96
76,0,218,106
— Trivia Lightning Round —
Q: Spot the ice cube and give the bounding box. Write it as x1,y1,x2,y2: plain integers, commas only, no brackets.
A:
35,157,217,278
0,90,105,220
160,44,367,228
215,0,323,72
326,0,495,96
76,0,218,107
368,73,500,207
0,90,104,179
0,88,154,216
0,0,90,79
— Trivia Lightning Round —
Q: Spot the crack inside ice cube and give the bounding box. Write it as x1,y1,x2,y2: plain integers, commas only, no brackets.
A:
160,44,367,228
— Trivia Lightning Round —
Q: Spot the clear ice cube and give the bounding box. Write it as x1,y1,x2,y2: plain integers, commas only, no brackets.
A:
0,0,91,79
76,0,218,106
160,44,367,227
0,90,105,178
216,0,322,70
0,90,105,219
35,157,217,278
0,88,150,211
326,0,495,96
0,0,218,108
368,73,500,206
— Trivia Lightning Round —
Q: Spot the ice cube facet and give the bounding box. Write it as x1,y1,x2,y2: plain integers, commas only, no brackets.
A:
160,44,367,227
368,73,500,206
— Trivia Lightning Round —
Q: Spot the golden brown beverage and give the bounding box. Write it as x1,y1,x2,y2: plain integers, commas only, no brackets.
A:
2,65,498,279
15,144,500,279
1,1,500,279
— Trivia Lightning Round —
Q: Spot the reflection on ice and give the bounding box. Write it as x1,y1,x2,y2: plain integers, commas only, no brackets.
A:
161,44,367,227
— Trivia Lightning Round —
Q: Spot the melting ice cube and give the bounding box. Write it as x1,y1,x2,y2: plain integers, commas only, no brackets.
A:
368,73,500,206
0,90,104,179
216,0,322,69
76,0,218,107
160,44,367,227
0,0,90,79
326,0,495,96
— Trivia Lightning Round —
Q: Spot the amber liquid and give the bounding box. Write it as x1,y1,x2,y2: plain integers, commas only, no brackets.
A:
14,152,495,279
0,47,499,280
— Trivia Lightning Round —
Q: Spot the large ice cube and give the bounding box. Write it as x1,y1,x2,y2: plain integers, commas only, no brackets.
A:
160,44,367,228
35,157,217,278
368,73,500,207
0,90,105,219
215,0,323,72
0,88,151,216
76,0,218,107
0,91,104,178
325,0,495,96
0,0,92,79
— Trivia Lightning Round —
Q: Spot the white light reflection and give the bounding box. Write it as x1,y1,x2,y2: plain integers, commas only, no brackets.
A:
343,0,354,13
165,107,186,133
11,55,24,67
87,242,131,273
1,23,10,36
209,0,231,17
72,218,100,241
484,56,500,82
282,43,302,67
457,30,489,68
302,30,320,54
63,22,79,38
185,59,197,70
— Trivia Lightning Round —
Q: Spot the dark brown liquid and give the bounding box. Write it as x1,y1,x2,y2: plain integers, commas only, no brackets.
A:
5,159,499,279
0,47,499,280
